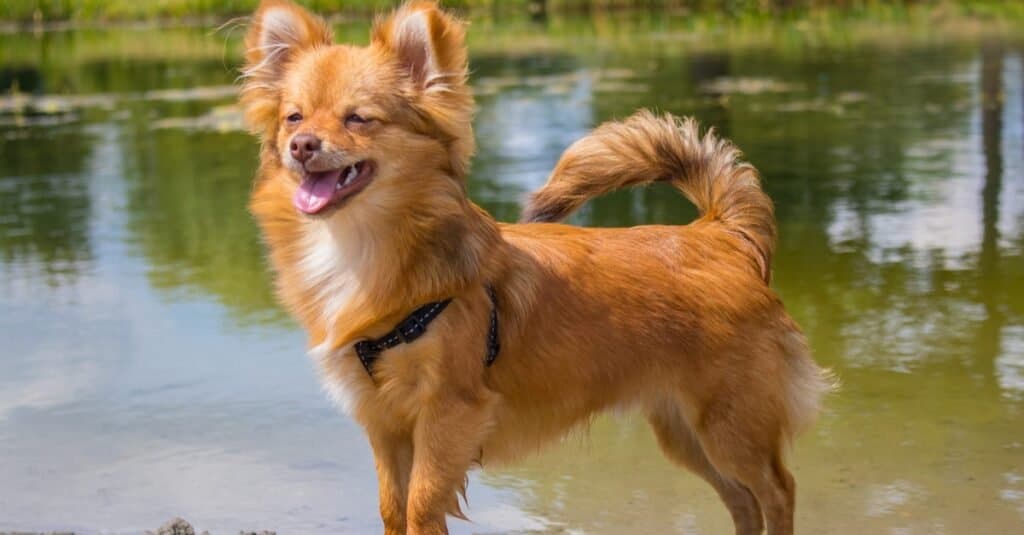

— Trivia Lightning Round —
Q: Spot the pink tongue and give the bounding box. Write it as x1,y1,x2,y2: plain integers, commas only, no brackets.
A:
293,171,342,214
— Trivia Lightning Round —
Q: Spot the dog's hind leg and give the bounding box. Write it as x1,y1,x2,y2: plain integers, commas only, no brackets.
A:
692,334,830,535
693,398,796,535
646,398,765,535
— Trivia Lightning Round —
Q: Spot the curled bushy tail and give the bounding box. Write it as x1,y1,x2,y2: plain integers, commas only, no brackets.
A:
521,110,776,282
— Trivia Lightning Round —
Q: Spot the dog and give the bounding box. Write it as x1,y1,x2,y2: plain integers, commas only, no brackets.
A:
240,1,833,533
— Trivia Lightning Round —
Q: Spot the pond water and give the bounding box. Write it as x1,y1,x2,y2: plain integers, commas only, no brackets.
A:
1,10,1023,535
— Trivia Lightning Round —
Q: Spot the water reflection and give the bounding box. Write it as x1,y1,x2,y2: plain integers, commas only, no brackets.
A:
0,126,93,283
120,125,281,324
472,53,593,220
0,13,1023,534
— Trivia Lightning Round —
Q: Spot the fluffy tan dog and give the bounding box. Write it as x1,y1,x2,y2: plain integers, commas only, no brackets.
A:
241,1,833,533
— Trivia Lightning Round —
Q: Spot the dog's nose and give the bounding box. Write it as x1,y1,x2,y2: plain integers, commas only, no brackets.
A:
290,134,321,163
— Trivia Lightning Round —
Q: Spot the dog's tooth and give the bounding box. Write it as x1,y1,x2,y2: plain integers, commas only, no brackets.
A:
345,165,358,184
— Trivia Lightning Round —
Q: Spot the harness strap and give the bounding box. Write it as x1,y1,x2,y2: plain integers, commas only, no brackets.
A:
354,285,500,378
484,285,500,366
354,299,452,375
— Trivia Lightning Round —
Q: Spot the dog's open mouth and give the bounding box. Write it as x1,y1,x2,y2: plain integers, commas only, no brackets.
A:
293,161,375,215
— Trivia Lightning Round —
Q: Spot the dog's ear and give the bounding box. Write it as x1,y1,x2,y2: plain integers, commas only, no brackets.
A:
371,0,468,92
371,1,474,178
241,0,333,137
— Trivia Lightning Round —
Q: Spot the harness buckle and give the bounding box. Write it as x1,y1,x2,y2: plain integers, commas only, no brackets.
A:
396,316,426,343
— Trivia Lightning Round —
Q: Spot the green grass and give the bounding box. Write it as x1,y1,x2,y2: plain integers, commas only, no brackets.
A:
1,1,1021,73
0,1,1017,24
2,0,495,22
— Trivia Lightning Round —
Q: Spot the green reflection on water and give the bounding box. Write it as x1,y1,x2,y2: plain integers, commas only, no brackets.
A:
119,125,283,323
0,126,93,283
1,8,1023,533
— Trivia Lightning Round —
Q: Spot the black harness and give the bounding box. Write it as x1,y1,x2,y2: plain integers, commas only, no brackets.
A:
354,285,500,378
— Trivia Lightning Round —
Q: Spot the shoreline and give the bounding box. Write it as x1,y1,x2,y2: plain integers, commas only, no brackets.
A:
0,518,276,535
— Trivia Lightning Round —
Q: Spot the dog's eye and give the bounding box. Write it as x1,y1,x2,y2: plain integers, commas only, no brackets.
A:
286,112,303,124
345,113,368,126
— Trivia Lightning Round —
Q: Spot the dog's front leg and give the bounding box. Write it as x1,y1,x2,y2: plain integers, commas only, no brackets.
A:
367,429,413,535
405,393,495,535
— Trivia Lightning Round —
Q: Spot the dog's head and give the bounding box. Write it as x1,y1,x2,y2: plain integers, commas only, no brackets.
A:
241,0,473,217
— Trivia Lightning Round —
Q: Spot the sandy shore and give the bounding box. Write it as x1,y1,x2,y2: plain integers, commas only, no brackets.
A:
0,518,276,535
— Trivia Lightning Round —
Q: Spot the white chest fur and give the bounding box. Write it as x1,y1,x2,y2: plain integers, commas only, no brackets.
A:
299,223,368,414
298,223,364,325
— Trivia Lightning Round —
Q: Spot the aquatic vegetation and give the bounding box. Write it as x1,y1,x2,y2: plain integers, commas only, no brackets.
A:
151,104,245,132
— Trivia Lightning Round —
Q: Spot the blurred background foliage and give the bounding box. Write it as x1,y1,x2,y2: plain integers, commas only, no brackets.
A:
1,0,1022,24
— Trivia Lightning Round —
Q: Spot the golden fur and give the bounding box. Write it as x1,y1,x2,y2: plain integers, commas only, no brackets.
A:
241,1,833,534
